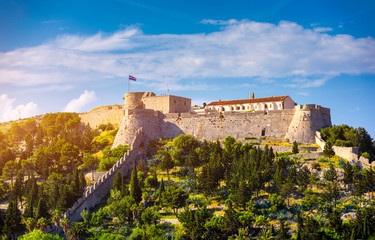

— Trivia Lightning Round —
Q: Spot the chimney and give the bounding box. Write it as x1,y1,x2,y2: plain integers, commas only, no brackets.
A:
251,92,254,99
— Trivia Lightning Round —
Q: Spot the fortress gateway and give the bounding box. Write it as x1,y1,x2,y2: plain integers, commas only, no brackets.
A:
80,92,332,147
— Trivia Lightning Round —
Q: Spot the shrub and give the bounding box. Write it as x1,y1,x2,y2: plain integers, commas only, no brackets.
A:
362,152,370,159
245,137,257,140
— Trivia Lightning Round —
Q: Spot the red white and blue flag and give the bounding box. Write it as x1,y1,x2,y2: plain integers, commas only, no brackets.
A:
129,75,136,81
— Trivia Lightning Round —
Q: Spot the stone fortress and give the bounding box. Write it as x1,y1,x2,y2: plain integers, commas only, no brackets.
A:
80,91,332,147
53,91,373,227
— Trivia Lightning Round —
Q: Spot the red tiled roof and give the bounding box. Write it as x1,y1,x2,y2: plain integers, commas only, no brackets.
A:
207,96,289,106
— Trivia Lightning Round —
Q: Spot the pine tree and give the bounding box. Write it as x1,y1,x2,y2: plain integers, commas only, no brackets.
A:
292,141,299,154
130,161,142,204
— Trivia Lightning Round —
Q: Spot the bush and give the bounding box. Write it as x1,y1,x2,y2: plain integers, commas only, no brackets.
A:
99,157,118,171
245,137,257,140
18,229,63,240
362,152,370,159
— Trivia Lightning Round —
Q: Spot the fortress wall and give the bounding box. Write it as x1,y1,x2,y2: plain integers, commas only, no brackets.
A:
161,110,295,141
143,95,170,114
64,128,145,222
79,105,124,128
112,112,164,148
113,106,332,147
169,95,191,113
285,105,331,144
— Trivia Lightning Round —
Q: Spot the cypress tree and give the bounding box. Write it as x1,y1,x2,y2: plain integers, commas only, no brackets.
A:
57,185,69,212
4,200,23,237
113,171,123,192
130,161,142,203
79,170,86,193
73,170,80,197
161,152,174,182
36,198,49,219
292,141,299,154
24,179,38,218
13,171,24,206
323,141,335,158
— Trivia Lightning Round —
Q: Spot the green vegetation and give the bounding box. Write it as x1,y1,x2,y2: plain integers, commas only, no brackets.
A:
321,124,375,161
1,116,375,239
0,113,131,239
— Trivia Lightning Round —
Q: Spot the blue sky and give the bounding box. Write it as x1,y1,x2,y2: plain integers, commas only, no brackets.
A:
0,0,375,137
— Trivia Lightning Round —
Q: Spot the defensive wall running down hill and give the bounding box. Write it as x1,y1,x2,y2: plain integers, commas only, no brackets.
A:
112,104,331,148
46,128,145,234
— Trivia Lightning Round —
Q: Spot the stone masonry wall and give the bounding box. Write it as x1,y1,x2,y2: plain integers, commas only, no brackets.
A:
113,105,332,148
79,105,123,128
161,110,295,141
63,128,145,222
285,105,331,144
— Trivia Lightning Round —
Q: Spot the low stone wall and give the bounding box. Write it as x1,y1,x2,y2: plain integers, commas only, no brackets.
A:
315,131,358,161
257,145,319,153
315,131,373,168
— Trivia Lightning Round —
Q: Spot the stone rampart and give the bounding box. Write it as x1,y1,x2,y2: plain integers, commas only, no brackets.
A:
113,105,332,148
285,105,331,144
63,128,145,222
79,105,124,128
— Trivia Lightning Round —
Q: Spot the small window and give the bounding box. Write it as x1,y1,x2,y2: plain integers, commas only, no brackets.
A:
231,107,234,110
237,106,240,110
222,107,225,111
261,128,266,136
184,102,186,106
247,106,249,109
174,100,176,104
242,106,245,110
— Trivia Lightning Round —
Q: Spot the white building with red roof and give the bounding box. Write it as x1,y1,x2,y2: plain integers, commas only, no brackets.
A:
205,93,296,112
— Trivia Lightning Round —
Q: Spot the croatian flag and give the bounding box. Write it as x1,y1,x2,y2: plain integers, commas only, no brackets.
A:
129,75,136,81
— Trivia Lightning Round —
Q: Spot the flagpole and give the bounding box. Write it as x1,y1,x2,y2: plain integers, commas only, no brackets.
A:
128,78,130,93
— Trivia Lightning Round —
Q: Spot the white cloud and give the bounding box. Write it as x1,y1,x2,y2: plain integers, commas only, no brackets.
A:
0,20,375,91
313,27,333,32
0,94,39,122
63,90,97,112
201,19,239,25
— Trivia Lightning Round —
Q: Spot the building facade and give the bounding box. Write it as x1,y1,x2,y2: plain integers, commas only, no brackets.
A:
206,95,295,112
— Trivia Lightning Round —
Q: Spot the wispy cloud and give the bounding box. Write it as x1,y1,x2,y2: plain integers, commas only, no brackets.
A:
313,27,333,32
63,90,97,112
201,19,239,25
42,20,58,24
0,94,39,122
58,26,70,31
1,20,375,91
